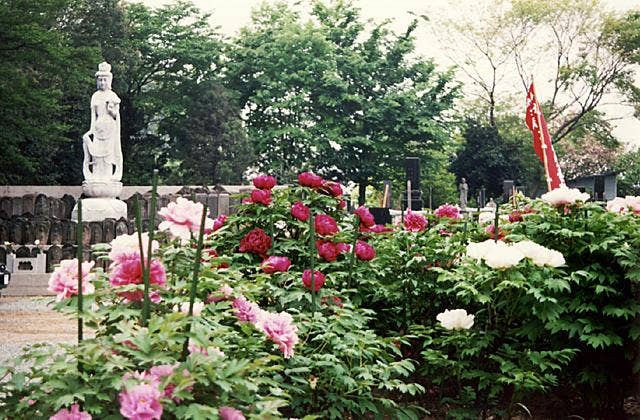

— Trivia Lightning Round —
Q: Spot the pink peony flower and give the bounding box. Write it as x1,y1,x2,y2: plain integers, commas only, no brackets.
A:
250,189,272,206
232,296,262,323
316,240,346,262
48,259,95,302
177,301,205,316
206,284,234,303
119,382,163,420
404,211,428,232
211,214,228,232
239,228,272,256
298,171,324,188
158,197,214,242
109,233,159,265
109,253,166,303
50,404,92,420
354,206,375,228
256,311,299,359
253,174,277,190
219,406,246,420
434,203,462,219
291,201,310,221
355,240,376,261
314,214,339,236
260,256,291,273
361,224,393,234
302,269,325,291
321,181,343,197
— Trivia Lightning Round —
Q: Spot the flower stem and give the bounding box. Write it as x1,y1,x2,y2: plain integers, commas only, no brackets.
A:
142,169,159,326
493,203,500,242
346,215,360,289
134,197,149,327
181,203,208,361
308,212,316,310
76,199,83,345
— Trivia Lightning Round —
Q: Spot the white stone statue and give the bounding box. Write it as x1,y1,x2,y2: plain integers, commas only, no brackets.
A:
83,62,123,182
72,62,127,222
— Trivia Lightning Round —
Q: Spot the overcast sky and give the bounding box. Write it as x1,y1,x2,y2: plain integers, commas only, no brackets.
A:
141,0,640,148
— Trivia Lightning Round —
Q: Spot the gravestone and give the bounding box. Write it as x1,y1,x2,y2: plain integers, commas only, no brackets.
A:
126,193,146,219
15,246,30,258
11,198,23,217
0,197,12,218
195,193,208,208
62,244,75,260
35,194,50,218
0,221,8,243
51,198,65,219
47,245,62,271
503,180,515,201
22,221,35,244
218,193,230,217
115,217,129,237
35,221,50,245
49,220,63,245
0,247,6,265
90,221,103,244
127,220,135,235
30,247,40,257
11,220,23,244
62,220,76,244
103,218,116,243
82,223,91,247
22,194,36,216
61,194,76,219
207,193,219,218
402,157,423,211
142,219,150,233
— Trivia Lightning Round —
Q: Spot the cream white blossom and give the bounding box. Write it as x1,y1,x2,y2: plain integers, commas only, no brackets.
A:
436,309,475,330
541,186,590,206
606,196,640,214
176,301,205,316
513,240,565,267
478,211,495,225
465,239,496,260
483,242,525,269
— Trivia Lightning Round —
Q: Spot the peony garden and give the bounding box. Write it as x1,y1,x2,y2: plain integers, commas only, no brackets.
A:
1,173,639,419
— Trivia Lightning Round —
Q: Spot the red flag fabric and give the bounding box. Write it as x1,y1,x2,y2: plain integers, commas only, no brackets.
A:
525,82,564,190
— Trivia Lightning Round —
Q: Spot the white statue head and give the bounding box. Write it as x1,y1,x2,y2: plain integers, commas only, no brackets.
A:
95,62,113,91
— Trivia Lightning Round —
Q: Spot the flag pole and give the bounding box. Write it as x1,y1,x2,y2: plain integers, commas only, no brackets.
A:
531,78,552,191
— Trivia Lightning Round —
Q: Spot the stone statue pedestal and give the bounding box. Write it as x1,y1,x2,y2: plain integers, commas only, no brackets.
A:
71,197,127,222
82,180,123,198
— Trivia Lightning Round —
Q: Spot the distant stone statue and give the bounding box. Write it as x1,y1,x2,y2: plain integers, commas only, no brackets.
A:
83,62,123,182
486,197,497,209
72,62,127,222
459,177,469,210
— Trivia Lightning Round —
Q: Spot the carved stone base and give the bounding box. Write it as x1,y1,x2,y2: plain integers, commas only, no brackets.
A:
82,180,123,198
71,198,127,222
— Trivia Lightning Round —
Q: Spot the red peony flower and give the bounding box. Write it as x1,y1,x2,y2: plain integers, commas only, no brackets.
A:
316,240,346,262
291,201,310,221
404,211,428,232
302,269,326,291
298,171,324,188
260,256,292,273
321,181,343,197
338,200,347,210
239,228,272,256
355,240,376,261
361,224,394,234
321,295,344,308
250,189,272,206
354,206,375,228
253,174,277,190
314,214,339,236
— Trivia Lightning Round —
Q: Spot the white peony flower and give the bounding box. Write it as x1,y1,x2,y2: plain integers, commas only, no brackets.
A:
109,232,159,262
483,242,524,269
478,211,495,225
436,309,475,330
176,301,205,316
606,197,629,214
466,239,496,260
544,249,566,267
513,240,565,267
540,186,590,206
626,196,640,213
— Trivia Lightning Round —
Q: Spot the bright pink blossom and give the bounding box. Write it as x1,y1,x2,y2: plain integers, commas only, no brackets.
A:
361,224,393,234
355,240,376,261
109,253,166,303
119,383,163,420
253,174,277,190
211,214,228,232
256,311,299,359
260,256,291,273
291,201,310,221
404,211,427,232
48,259,95,302
314,214,339,236
50,404,92,420
206,284,234,303
250,189,272,206
434,203,462,219
298,171,324,188
158,197,214,242
338,200,347,210
232,296,261,323
302,269,326,291
316,240,347,262
354,206,375,228
238,228,272,256
219,406,246,420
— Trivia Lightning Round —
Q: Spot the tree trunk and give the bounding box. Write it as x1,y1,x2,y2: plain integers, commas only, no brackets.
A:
358,182,367,206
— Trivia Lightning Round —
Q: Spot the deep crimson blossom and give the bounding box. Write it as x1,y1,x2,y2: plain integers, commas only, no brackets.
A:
314,214,339,236
50,404,92,420
322,181,343,197
355,240,376,261
316,240,343,262
239,228,272,256
298,171,324,188
338,200,347,210
404,211,428,232
119,383,163,420
202,249,229,269
302,269,326,291
253,174,277,190
219,406,246,420
250,189,272,205
261,256,291,273
109,253,166,303
291,201,310,221
354,206,375,228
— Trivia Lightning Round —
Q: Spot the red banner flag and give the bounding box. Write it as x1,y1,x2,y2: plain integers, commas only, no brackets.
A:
525,82,564,191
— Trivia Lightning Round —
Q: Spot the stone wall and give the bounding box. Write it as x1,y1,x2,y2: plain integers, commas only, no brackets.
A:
0,185,239,272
